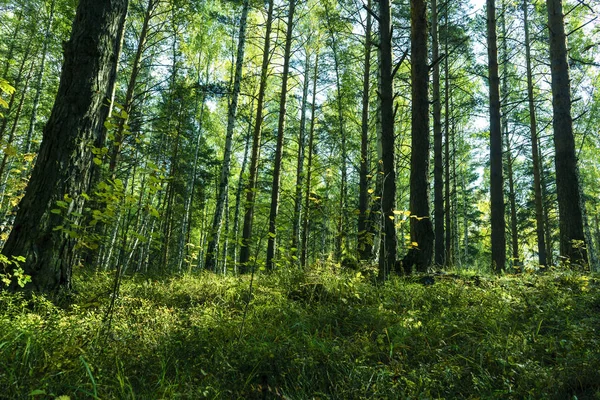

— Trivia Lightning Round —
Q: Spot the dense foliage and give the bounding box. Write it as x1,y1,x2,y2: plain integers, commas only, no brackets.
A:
1,268,599,398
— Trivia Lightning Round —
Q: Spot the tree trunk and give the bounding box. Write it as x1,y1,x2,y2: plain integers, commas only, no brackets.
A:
401,0,434,274
358,0,373,261
301,51,319,269
432,0,444,267
546,0,587,266
1,0,129,293
377,0,398,279
486,0,506,272
522,0,547,267
205,0,250,271
24,0,56,156
265,0,296,270
444,10,452,267
291,51,311,262
239,0,274,272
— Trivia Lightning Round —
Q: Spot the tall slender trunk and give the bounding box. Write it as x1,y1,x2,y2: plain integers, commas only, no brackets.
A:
205,0,250,270
291,51,311,262
265,0,296,270
487,0,506,272
401,0,434,274
108,0,157,175
522,0,547,267
378,0,398,279
358,0,373,261
500,4,520,269
301,51,319,269
238,0,274,271
432,0,444,266
1,0,129,292
546,0,587,266
24,0,56,156
444,10,452,267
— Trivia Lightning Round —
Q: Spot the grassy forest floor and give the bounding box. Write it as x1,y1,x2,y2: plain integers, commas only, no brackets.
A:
1,263,599,399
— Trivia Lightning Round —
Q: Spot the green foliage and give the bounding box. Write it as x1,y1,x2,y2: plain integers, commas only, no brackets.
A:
1,269,599,398
0,254,29,288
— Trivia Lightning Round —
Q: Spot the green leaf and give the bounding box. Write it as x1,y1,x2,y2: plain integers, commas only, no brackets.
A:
29,389,47,396
93,157,102,166
50,209,62,214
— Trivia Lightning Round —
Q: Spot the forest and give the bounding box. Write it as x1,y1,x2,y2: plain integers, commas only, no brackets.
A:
0,0,599,398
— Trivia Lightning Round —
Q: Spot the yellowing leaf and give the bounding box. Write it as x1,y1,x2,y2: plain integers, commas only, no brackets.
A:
368,188,375,194
411,241,419,247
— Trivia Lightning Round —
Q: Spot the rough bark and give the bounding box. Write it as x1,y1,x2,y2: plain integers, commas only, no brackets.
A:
546,0,587,266
1,0,129,292
486,0,506,272
401,0,434,274
377,0,398,279
265,0,296,270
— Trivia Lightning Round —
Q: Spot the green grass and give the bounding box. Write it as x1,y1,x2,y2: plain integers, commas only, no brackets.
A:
1,265,599,399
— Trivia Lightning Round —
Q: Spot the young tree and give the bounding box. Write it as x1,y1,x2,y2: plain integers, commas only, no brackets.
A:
546,0,587,266
1,0,129,292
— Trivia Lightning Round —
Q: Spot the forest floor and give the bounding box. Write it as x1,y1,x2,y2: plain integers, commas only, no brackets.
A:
1,263,599,399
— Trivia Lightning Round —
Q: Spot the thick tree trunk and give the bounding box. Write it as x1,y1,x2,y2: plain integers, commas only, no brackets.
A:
265,0,296,270
205,0,250,271
1,0,129,292
432,0,444,267
546,0,587,266
401,0,434,274
522,0,547,267
239,0,274,271
486,0,506,272
358,0,373,261
378,0,398,279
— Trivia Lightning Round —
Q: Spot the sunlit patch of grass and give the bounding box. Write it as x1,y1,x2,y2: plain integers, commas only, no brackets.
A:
0,268,599,398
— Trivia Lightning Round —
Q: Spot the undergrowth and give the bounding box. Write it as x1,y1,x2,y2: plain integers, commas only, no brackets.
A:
0,265,599,399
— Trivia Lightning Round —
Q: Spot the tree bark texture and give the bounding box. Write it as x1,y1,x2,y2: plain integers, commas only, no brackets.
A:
546,0,587,266
432,0,445,267
486,0,506,272
401,0,434,274
1,0,129,292
377,0,398,280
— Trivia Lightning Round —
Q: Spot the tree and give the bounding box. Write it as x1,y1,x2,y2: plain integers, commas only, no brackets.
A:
401,0,434,274
265,0,296,270
239,0,274,271
546,0,587,267
205,0,250,271
486,0,506,272
1,0,129,292
377,0,398,279
432,0,444,266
